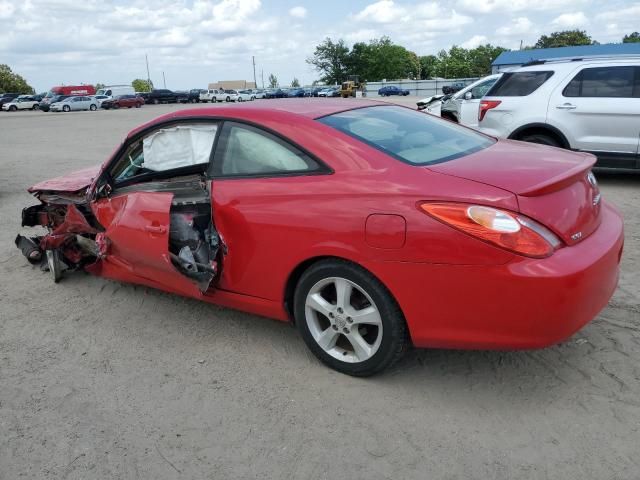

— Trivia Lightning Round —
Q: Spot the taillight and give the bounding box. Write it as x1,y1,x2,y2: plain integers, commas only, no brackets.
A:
419,203,562,258
478,100,501,122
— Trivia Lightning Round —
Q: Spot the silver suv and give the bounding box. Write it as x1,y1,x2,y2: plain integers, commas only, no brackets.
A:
478,57,640,171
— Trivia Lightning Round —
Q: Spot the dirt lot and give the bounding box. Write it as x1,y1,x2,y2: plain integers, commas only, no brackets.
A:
1,101,639,479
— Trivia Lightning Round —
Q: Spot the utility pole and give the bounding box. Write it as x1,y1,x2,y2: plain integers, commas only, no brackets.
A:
261,69,264,89
162,71,166,89
519,39,523,50
145,53,152,88
252,56,257,88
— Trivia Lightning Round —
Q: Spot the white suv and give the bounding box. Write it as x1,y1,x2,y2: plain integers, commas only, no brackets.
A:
478,58,640,171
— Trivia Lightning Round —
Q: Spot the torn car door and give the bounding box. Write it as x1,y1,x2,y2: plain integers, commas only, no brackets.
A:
91,185,218,297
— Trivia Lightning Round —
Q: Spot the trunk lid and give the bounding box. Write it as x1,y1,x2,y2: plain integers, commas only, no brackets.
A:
429,139,601,246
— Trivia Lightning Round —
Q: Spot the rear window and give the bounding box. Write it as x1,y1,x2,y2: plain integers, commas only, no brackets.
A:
318,106,494,165
486,71,554,96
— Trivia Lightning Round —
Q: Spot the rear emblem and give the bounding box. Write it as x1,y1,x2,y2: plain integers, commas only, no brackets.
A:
587,172,598,188
571,231,583,241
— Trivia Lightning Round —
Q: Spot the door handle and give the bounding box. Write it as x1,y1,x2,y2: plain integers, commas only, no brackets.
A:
144,225,166,234
556,103,576,110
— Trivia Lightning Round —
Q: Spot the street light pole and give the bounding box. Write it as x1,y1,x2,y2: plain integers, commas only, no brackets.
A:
252,56,257,88
162,71,166,89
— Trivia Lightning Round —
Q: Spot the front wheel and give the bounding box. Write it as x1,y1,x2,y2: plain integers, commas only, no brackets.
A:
9,105,17,111
90,104,97,111
294,260,408,376
226,96,231,102
32,104,39,110
153,98,159,105
62,105,70,112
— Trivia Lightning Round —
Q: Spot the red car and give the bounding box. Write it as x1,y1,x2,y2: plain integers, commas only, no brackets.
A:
101,94,144,109
15,99,623,376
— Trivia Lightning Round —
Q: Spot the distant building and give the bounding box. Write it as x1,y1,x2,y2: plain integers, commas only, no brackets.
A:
208,80,257,90
491,43,640,73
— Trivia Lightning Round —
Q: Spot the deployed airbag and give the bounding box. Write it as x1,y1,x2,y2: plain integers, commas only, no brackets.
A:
143,125,217,172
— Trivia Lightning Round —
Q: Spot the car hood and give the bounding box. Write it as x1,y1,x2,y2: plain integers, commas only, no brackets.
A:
28,165,101,193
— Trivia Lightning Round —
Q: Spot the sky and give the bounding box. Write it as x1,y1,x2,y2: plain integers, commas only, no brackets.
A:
1,0,638,92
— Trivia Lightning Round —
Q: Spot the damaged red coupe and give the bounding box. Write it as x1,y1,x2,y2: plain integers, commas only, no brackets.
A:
16,100,623,376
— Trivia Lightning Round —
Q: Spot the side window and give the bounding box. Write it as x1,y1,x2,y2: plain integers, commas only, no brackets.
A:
486,71,554,96
215,123,321,177
110,123,218,184
470,78,498,99
563,66,638,98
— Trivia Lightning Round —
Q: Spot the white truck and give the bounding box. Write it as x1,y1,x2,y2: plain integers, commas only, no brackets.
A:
96,85,135,99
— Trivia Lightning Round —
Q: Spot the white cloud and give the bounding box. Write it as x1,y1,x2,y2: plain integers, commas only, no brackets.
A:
496,17,533,36
0,0,15,18
289,6,307,18
354,0,403,23
456,0,583,13
460,35,488,48
551,12,589,28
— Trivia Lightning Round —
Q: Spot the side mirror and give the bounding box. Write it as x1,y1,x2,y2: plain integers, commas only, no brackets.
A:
464,91,473,100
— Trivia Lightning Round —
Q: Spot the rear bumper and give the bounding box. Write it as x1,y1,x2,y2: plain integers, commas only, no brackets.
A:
365,201,623,349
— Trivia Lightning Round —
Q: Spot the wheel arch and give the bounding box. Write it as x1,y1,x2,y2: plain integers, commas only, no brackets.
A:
508,123,570,149
282,255,406,327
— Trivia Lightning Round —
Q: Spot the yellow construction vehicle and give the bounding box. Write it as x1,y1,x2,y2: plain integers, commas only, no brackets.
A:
340,75,363,98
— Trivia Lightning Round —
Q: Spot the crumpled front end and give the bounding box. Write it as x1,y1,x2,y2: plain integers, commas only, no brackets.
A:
15,186,103,282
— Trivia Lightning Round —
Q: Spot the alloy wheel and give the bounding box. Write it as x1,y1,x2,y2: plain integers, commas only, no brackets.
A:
305,277,383,363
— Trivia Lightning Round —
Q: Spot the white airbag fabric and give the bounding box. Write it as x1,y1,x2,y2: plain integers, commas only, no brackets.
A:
143,125,217,171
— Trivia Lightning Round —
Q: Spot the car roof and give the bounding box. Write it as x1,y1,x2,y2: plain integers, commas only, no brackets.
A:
126,99,389,139
510,57,640,73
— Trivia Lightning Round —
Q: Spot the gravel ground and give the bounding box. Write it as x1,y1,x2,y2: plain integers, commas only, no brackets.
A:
1,101,639,480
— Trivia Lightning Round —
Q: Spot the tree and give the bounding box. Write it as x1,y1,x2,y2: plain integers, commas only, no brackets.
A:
534,30,595,48
290,77,300,87
132,79,153,92
467,44,508,76
306,37,350,84
0,64,34,94
623,32,640,43
95,83,105,91
419,55,438,79
268,74,278,88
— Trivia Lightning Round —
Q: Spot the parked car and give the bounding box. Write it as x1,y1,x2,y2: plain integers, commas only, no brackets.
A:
0,93,21,109
325,88,341,97
146,89,179,104
236,90,255,101
378,86,410,96
50,96,98,112
442,82,466,95
264,88,287,99
287,88,306,98
101,94,144,109
136,92,150,103
417,74,502,128
175,91,191,103
96,85,135,98
15,100,623,376
200,89,221,102
187,89,206,103
252,89,266,99
93,95,110,107
39,95,70,112
310,87,326,97
478,58,640,171
1,95,40,111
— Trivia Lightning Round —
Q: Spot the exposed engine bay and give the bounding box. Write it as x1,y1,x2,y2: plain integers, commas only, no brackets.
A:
15,174,220,291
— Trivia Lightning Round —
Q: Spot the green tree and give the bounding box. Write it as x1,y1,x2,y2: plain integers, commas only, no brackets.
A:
623,32,640,43
268,73,278,88
306,37,350,84
467,44,508,76
534,30,595,48
290,77,300,87
132,79,153,92
0,64,34,94
419,55,438,79
95,83,105,91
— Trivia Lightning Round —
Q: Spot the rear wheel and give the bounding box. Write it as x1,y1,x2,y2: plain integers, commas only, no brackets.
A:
46,249,63,283
153,98,160,105
135,103,142,108
519,132,561,147
294,260,408,376
226,96,231,102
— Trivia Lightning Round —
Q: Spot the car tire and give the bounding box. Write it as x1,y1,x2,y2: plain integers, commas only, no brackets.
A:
520,133,561,148
9,105,17,111
90,104,97,111
226,96,230,102
32,104,39,110
63,105,70,112
46,249,63,283
153,99,160,105
294,259,409,377
237,96,243,102
136,103,141,108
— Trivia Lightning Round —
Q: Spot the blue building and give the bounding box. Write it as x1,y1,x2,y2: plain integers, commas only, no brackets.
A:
491,43,640,73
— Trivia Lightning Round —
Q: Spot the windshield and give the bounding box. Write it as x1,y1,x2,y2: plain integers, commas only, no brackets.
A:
318,106,494,165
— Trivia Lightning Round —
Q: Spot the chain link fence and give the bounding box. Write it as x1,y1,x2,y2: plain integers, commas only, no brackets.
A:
364,77,479,97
